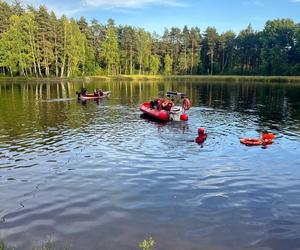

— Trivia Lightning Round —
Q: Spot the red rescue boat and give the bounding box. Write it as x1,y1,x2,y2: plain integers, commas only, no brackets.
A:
140,92,191,122
139,102,169,121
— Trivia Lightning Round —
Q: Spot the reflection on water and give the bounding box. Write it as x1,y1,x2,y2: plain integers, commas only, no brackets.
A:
0,79,300,250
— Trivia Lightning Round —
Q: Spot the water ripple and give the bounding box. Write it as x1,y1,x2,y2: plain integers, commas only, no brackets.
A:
0,81,300,250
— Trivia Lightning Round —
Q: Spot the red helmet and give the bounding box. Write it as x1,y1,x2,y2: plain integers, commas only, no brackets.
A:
198,128,205,135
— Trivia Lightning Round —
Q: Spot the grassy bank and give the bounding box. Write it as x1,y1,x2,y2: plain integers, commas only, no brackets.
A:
89,75,300,83
1,75,300,83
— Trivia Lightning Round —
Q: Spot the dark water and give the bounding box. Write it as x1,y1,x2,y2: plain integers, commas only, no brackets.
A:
0,79,300,250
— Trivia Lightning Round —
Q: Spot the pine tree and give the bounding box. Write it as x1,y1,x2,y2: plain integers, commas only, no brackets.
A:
203,27,218,75
219,31,236,73
189,27,201,74
36,6,53,77
181,26,190,75
101,19,120,75
0,1,13,35
90,18,105,67
49,11,62,77
137,28,151,75
120,25,136,74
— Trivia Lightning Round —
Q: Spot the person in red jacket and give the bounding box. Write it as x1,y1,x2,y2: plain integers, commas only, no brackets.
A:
195,128,207,144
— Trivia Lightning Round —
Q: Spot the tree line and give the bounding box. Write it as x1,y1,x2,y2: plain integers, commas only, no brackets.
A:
0,1,300,77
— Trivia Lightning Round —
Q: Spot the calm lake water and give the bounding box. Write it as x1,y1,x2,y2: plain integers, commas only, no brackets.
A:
0,79,300,250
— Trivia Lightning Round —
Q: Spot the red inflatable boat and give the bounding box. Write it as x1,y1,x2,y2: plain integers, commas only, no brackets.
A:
139,102,169,121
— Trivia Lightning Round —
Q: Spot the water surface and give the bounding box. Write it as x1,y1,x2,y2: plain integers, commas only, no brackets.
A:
0,79,300,250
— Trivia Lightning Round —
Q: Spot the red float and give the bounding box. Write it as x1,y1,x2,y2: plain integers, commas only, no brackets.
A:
240,133,275,146
180,113,189,121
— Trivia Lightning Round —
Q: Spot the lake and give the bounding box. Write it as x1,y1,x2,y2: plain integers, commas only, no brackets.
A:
0,79,300,250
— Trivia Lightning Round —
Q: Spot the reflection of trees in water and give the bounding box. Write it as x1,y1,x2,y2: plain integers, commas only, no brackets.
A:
0,81,93,140
191,82,300,129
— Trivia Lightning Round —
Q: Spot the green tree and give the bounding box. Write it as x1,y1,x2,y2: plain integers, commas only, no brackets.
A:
236,24,261,74
189,27,201,74
0,1,12,35
101,19,120,75
90,18,105,68
164,54,173,75
35,6,53,77
22,12,39,77
49,11,62,77
0,15,31,76
120,25,136,74
180,25,190,75
261,19,296,75
203,27,219,75
169,27,181,74
178,52,190,74
149,54,160,74
137,28,151,75
219,31,236,73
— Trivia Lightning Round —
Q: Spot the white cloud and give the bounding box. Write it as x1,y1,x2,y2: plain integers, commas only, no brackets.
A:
84,0,185,8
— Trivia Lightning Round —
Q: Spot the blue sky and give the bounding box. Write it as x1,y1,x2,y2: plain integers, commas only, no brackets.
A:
8,0,300,34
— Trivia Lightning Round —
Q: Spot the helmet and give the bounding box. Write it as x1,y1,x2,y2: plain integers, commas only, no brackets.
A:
198,128,205,135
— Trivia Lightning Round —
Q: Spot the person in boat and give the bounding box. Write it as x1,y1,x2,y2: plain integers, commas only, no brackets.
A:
195,128,208,144
81,88,87,96
150,100,156,109
162,98,173,111
150,98,163,110
94,88,104,97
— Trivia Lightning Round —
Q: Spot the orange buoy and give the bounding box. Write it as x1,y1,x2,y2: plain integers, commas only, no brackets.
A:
240,138,263,146
240,134,275,146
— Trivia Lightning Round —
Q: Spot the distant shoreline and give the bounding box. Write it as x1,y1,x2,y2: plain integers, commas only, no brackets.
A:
89,75,300,83
1,75,300,83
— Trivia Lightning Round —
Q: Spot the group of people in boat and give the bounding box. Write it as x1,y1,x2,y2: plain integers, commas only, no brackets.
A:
79,88,104,97
149,97,191,112
150,98,174,111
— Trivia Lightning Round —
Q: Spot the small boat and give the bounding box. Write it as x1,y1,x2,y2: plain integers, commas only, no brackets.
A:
139,102,169,121
76,88,111,100
166,91,186,98
78,91,111,100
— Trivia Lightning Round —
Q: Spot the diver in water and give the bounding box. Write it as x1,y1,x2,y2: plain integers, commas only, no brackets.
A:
195,128,208,144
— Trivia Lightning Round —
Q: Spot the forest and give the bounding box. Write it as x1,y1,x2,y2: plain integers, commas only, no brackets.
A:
0,1,300,77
